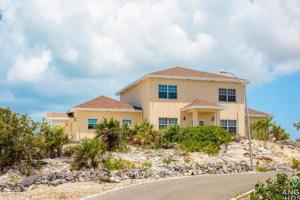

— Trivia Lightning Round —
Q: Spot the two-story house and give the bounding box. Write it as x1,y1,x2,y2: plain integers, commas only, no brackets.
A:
45,67,269,140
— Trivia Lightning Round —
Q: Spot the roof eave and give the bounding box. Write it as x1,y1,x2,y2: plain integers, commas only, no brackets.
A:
181,105,225,112
70,107,142,113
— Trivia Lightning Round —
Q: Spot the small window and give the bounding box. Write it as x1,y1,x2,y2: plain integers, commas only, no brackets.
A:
158,85,177,99
159,117,178,130
219,88,236,102
220,119,236,133
88,118,97,129
122,119,132,126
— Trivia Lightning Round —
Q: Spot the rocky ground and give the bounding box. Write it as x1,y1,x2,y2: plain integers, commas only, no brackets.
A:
0,140,299,200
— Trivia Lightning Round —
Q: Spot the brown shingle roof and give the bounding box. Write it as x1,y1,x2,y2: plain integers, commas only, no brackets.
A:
182,99,223,110
150,66,235,79
45,113,68,118
74,95,136,110
248,108,270,117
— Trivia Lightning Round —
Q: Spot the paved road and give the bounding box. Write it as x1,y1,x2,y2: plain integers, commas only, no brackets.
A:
85,172,276,200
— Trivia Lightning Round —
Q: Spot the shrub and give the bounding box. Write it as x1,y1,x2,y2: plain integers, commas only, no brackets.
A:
70,139,106,170
139,161,152,169
292,159,300,171
95,118,122,151
162,156,174,165
40,122,70,158
129,121,159,147
270,123,289,141
0,108,46,168
250,173,300,200
104,157,136,170
157,125,180,148
179,125,232,155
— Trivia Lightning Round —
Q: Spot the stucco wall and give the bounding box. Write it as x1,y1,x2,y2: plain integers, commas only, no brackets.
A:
120,79,150,122
69,110,142,140
118,77,246,137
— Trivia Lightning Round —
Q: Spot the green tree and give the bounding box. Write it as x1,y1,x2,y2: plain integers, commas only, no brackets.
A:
70,139,106,170
251,117,273,147
95,118,121,151
40,121,70,158
270,123,289,141
0,108,45,168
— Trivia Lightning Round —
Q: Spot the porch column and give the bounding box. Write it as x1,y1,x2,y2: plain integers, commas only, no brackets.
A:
192,111,198,127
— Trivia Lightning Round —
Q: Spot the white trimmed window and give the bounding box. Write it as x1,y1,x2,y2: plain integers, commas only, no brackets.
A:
159,117,178,130
220,120,237,133
158,85,177,99
219,88,236,102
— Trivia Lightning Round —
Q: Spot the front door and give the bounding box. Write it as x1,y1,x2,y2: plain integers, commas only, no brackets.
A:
198,120,205,126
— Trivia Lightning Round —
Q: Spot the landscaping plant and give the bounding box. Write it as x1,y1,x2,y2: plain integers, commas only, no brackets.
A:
179,125,232,155
40,121,70,158
70,138,106,170
95,118,122,151
250,173,300,200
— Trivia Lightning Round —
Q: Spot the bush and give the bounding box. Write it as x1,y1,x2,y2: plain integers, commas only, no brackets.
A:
104,157,136,170
40,122,70,158
157,125,180,148
70,139,106,170
129,121,159,147
0,108,46,168
271,123,289,141
292,159,300,171
250,173,300,200
95,118,122,151
179,125,232,155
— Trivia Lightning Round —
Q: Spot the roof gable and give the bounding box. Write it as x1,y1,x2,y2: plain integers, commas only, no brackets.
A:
74,95,135,110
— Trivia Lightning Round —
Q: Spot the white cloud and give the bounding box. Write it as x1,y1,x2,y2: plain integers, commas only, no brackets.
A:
5,50,52,84
0,0,300,102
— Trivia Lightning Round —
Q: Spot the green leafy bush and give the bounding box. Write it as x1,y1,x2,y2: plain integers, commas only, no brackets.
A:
40,122,70,158
70,139,106,170
179,125,232,155
250,173,300,200
95,118,122,151
0,108,45,168
157,125,180,148
252,117,289,146
128,121,159,147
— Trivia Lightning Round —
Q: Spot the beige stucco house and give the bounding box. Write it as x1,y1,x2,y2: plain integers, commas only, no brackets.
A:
45,67,269,140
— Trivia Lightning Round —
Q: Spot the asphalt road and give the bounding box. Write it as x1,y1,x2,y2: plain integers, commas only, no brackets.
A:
84,172,276,200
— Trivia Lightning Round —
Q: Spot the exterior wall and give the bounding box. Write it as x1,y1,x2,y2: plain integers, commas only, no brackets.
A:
147,78,246,136
69,110,142,141
120,79,150,122
119,77,246,137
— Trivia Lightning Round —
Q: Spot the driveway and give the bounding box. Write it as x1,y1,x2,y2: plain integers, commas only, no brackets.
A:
84,172,276,200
